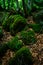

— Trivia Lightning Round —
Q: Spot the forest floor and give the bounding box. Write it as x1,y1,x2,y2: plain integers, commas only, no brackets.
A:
0,18,43,65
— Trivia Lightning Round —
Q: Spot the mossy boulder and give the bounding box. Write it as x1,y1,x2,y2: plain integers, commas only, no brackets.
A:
0,43,8,57
7,36,23,52
2,15,26,32
10,16,27,35
20,30,36,45
8,46,33,65
2,15,17,31
28,23,41,33
0,27,3,38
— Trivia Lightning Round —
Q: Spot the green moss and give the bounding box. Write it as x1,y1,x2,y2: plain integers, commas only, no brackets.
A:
2,14,27,32
0,28,3,38
28,23,41,33
20,30,36,45
0,43,8,58
23,25,29,31
7,36,23,52
2,15,16,31
10,16,27,35
8,46,33,65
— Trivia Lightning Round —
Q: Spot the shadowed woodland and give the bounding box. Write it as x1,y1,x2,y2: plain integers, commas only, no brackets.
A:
0,0,43,65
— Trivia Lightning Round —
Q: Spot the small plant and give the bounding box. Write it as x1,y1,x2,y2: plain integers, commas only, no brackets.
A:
10,16,27,35
8,46,33,65
0,43,8,58
20,30,36,45
0,27,3,38
7,36,23,52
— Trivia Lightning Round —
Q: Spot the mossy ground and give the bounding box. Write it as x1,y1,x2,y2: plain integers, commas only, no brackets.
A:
0,12,43,65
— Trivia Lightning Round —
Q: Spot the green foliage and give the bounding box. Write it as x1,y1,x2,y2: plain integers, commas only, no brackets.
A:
33,10,43,24
0,0,23,11
0,0,32,16
20,30,36,45
0,0,43,16
8,46,33,65
10,15,27,35
7,36,23,52
32,0,43,12
0,27,3,38
28,23,41,33
34,0,43,9
0,12,9,25
0,43,8,57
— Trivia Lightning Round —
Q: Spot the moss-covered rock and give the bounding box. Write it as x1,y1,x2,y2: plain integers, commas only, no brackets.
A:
8,46,33,65
0,27,3,38
0,43,8,57
10,16,27,35
20,30,36,45
2,15,26,32
23,25,29,31
2,15,17,31
7,36,23,52
28,23,41,33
